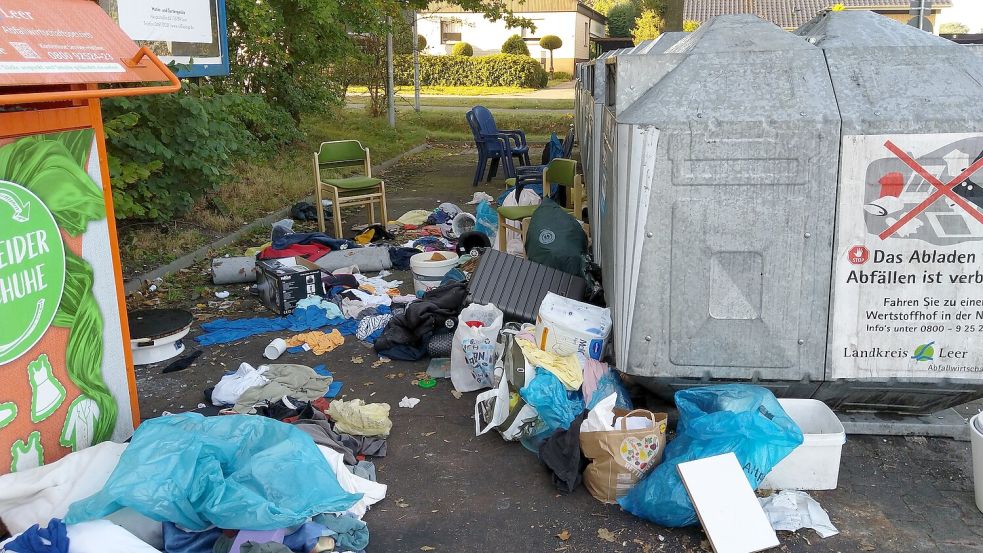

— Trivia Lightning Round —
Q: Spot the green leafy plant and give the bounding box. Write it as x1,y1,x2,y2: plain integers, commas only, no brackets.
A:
632,9,664,44
539,35,562,77
452,41,474,56
502,34,530,55
683,19,701,32
607,1,640,37
393,53,548,88
418,34,428,50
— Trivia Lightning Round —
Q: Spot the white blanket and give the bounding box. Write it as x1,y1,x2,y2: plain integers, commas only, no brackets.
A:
317,445,387,519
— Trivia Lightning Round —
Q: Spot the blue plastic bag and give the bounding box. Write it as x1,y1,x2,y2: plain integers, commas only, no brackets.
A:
586,369,632,411
518,368,585,452
618,385,803,527
65,413,362,531
475,201,498,239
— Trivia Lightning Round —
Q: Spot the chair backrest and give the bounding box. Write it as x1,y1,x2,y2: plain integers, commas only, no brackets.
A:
543,158,577,187
316,140,367,171
472,105,499,135
466,110,482,144
561,125,575,159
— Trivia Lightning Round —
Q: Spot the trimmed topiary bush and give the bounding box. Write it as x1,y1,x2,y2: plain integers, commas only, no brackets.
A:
501,34,530,55
417,35,427,50
451,42,474,56
393,54,548,88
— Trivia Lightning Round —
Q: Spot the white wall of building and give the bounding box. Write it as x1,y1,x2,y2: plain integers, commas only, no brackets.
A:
419,11,580,61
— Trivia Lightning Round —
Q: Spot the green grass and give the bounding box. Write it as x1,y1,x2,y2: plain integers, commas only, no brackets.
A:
119,108,572,276
381,96,572,110
348,85,536,96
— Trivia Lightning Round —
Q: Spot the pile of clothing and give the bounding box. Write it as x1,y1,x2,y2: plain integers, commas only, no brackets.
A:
0,413,386,553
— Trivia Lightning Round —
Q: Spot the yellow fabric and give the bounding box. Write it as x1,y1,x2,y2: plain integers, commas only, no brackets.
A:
516,337,584,391
360,284,376,295
287,330,345,355
245,242,271,257
355,228,375,245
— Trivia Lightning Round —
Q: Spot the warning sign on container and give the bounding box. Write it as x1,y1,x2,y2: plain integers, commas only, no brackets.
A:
831,133,983,380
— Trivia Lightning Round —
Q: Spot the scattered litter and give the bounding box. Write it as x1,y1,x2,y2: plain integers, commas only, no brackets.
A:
417,377,437,389
556,530,571,541
597,528,616,543
427,358,451,378
759,490,839,538
371,357,391,368
264,338,288,360
466,191,495,205
197,403,206,409
450,390,462,400
399,397,421,409
352,356,365,364
420,547,435,552
161,411,173,416
214,291,230,299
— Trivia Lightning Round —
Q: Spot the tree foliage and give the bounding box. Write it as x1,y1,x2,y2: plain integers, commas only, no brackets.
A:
683,19,701,32
607,2,641,37
632,9,664,44
939,22,970,34
502,34,531,55
539,35,562,77
452,41,474,56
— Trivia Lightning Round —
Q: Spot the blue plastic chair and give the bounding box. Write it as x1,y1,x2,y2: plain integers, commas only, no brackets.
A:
468,106,531,186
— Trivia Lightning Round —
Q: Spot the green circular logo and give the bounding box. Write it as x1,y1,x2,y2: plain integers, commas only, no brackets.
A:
0,180,66,365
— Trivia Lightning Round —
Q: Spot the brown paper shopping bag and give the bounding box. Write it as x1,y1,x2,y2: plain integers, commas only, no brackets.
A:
580,409,668,504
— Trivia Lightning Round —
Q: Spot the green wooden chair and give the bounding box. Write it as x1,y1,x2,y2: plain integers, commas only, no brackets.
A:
313,140,388,238
497,158,585,252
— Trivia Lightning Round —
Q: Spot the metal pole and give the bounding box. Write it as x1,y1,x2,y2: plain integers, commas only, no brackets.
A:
919,0,926,31
386,17,396,128
413,12,421,113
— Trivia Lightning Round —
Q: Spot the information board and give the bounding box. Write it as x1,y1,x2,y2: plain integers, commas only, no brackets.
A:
831,133,983,380
101,0,229,77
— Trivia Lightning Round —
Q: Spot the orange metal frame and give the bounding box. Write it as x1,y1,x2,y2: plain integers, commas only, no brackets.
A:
0,47,181,429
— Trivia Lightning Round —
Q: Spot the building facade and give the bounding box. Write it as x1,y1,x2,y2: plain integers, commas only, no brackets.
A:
683,0,952,31
418,0,607,75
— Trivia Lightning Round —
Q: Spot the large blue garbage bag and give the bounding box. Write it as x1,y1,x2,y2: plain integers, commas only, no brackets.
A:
618,385,803,527
518,368,585,452
65,413,362,531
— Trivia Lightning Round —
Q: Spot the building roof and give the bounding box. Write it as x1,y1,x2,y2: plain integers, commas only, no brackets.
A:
428,1,606,21
683,1,953,29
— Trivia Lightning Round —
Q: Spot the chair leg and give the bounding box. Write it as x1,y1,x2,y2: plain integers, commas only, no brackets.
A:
368,197,376,225
473,153,486,187
332,189,343,239
497,214,507,251
488,157,499,182
315,185,326,234
379,183,389,226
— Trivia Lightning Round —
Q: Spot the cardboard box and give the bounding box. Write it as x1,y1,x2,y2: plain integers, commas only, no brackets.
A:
256,257,326,315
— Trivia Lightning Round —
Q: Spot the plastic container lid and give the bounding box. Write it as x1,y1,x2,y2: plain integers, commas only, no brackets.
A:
417,378,437,389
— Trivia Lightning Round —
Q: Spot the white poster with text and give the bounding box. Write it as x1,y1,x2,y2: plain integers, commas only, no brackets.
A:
117,0,213,44
831,133,983,380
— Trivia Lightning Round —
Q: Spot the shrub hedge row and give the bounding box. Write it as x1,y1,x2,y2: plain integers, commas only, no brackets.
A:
394,54,548,88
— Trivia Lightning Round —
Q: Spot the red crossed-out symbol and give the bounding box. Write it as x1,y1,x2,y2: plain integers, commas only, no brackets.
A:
879,140,983,240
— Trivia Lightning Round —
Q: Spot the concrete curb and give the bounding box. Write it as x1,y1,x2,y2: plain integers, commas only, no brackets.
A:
123,142,431,294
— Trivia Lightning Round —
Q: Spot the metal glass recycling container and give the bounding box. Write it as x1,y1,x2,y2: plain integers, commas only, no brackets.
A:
577,12,983,413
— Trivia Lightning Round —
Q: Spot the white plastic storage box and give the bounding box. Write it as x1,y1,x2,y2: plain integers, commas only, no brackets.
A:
760,398,845,491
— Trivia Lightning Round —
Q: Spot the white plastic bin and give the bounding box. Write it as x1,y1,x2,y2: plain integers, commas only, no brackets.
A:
760,398,846,491
410,251,459,295
972,413,983,514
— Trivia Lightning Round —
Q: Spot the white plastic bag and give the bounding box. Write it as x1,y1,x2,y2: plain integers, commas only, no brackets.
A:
451,303,505,392
535,292,612,360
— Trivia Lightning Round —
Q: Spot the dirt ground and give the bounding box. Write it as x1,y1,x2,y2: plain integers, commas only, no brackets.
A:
132,147,983,553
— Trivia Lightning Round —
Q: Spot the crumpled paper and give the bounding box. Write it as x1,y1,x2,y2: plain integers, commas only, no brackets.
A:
759,490,839,538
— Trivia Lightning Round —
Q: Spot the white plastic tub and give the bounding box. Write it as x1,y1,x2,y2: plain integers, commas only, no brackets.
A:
972,413,983,514
760,398,846,491
410,251,459,295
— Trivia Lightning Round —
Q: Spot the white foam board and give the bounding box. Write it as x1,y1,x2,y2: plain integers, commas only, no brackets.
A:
677,453,779,553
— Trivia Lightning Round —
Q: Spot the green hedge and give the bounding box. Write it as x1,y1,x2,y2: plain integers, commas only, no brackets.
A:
394,54,548,88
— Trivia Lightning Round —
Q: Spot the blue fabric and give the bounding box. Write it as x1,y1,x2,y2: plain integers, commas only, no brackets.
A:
65,413,362,531
282,522,326,553
324,381,343,398
311,514,369,551
4,519,68,553
548,132,563,161
362,328,384,344
475,201,498,239
518,368,584,453
272,232,358,252
311,364,331,377
389,247,421,270
162,523,221,553
618,385,804,527
286,345,305,354
195,306,351,346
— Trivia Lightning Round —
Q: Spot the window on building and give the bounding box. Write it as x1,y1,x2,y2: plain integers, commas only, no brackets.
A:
441,19,462,43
